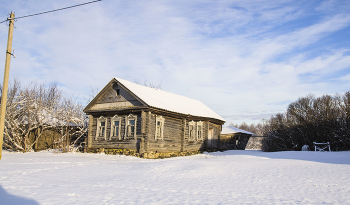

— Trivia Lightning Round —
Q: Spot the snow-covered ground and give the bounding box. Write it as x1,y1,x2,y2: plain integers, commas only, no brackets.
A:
1,150,349,205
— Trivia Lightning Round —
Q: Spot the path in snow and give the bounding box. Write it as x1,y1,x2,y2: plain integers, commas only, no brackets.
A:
0,150,349,204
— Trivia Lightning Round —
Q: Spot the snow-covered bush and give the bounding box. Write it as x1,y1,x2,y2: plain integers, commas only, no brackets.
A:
301,145,309,151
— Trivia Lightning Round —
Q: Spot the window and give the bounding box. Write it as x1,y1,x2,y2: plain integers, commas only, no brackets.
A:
125,114,137,139
113,121,120,136
96,116,107,140
197,121,203,141
188,121,196,141
116,89,120,96
110,115,121,140
188,121,203,141
128,119,135,136
99,121,105,136
113,82,121,97
155,116,165,140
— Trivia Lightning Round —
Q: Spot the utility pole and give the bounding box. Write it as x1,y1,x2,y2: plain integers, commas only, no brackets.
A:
0,12,15,160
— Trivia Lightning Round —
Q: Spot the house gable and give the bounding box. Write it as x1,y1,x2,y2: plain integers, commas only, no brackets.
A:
84,79,146,112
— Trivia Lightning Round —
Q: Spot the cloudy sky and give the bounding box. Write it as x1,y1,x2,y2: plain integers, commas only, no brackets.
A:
0,0,350,125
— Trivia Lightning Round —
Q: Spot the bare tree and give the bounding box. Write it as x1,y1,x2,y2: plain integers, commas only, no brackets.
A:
228,122,265,135
54,97,87,152
230,91,350,151
1,79,86,152
135,79,162,89
262,92,350,151
84,85,99,104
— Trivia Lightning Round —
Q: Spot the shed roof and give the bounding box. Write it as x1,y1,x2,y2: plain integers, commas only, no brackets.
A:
221,126,255,135
115,78,225,122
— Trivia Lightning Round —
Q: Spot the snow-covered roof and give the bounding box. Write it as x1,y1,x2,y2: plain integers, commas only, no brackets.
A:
221,126,255,135
115,78,225,122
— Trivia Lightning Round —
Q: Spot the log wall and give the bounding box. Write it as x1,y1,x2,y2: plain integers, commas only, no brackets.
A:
146,113,183,152
87,110,223,152
88,112,143,150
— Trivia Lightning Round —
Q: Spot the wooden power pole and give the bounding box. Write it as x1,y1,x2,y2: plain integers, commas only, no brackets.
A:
0,12,15,160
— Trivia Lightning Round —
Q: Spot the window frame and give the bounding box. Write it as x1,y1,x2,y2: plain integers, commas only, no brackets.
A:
125,114,137,140
197,121,203,141
96,116,107,140
188,121,196,142
110,115,121,140
155,115,165,140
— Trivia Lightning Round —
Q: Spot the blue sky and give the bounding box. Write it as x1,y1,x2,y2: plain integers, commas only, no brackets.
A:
0,0,350,125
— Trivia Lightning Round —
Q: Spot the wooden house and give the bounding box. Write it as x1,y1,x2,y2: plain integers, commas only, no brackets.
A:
83,78,225,153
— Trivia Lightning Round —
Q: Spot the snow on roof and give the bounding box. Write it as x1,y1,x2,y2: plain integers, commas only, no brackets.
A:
115,78,225,122
221,126,255,135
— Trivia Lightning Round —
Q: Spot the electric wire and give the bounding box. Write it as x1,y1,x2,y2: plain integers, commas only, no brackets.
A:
0,0,101,24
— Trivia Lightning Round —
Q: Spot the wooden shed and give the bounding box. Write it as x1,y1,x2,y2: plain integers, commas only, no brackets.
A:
220,126,255,150
83,78,225,153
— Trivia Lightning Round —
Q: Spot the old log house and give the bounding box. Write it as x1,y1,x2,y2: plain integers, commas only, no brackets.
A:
83,78,225,153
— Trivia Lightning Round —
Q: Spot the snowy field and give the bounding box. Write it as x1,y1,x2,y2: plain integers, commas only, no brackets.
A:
1,150,349,205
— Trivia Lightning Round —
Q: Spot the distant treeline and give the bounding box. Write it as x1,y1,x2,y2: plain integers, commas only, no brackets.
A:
231,91,350,151
230,122,265,136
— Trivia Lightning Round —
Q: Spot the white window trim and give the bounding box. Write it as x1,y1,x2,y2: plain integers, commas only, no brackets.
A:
155,115,165,140
125,114,137,140
110,115,121,140
188,121,196,142
197,121,203,141
96,116,107,140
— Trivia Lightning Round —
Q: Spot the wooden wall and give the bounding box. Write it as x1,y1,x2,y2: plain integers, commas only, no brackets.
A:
181,121,222,151
89,82,143,111
87,112,142,150
146,112,183,152
87,110,223,152
220,134,236,150
219,133,253,150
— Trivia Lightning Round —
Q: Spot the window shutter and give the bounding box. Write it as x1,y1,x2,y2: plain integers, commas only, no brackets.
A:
127,125,131,137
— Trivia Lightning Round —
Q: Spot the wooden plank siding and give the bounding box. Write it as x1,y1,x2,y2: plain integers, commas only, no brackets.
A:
89,83,144,111
87,115,94,148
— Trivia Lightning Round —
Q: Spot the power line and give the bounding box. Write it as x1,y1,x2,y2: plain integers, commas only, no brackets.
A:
0,0,101,24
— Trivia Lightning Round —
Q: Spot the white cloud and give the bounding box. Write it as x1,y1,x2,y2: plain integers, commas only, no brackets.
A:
0,0,350,125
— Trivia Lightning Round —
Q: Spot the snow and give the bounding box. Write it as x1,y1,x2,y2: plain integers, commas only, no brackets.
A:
1,150,350,204
221,126,255,135
115,78,225,122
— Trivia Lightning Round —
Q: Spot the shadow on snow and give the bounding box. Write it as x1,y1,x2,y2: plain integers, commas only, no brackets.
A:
0,185,39,205
206,150,350,165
